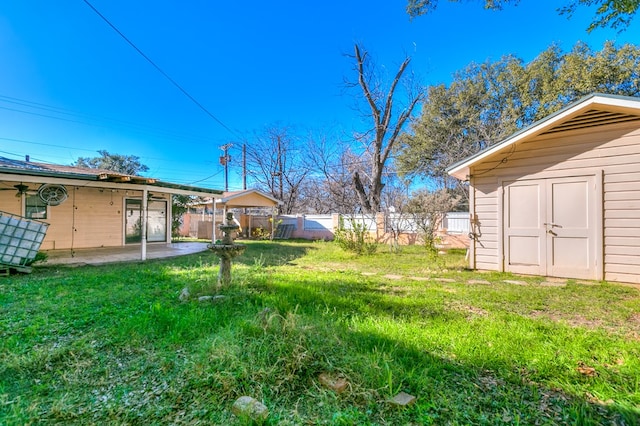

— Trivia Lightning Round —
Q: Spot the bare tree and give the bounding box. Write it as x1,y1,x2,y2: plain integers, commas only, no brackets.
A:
245,125,310,214
380,173,412,252
295,134,363,214
407,189,460,249
346,44,424,214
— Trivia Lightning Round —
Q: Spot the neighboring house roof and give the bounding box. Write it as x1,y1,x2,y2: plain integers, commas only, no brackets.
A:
0,156,223,197
447,93,640,180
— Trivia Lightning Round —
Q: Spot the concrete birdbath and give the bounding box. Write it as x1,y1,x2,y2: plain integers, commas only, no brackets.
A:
208,212,246,287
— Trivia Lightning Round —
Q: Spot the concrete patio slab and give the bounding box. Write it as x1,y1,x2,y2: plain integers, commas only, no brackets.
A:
42,242,210,266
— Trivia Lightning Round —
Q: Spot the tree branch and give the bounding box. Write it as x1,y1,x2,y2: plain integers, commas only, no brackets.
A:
355,44,381,128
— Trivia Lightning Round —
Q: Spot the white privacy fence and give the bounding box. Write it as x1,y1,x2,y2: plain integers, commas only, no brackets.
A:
442,212,471,234
337,215,377,231
182,211,470,241
385,212,470,234
302,214,335,231
278,215,298,228
277,212,470,234
385,213,418,233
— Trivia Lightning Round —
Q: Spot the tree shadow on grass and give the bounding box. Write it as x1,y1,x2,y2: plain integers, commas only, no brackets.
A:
179,240,315,269
241,272,640,424
331,326,636,424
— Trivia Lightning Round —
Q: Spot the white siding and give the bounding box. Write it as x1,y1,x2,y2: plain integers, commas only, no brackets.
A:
471,179,499,271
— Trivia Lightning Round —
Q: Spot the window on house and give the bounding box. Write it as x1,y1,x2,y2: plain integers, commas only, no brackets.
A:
25,194,48,219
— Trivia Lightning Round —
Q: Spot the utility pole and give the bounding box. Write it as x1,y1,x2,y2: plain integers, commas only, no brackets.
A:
219,143,232,192
276,135,283,202
242,143,247,190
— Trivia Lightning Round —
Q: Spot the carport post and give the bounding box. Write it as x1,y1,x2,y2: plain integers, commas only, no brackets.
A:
271,207,276,241
141,188,148,261
212,199,217,242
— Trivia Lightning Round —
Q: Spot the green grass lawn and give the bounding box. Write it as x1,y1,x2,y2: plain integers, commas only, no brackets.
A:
1,240,639,425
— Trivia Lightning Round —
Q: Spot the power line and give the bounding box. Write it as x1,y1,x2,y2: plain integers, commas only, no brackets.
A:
0,94,215,144
0,148,225,187
82,0,238,137
0,150,63,165
0,135,220,164
0,136,97,153
188,169,224,185
1,139,229,186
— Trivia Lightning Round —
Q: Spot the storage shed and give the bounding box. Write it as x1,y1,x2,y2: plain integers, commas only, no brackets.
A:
448,93,640,284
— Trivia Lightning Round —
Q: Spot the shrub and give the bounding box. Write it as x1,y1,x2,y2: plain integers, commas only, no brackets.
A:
333,216,377,255
252,226,271,240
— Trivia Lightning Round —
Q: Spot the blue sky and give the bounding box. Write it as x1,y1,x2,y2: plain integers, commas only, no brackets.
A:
1,1,639,191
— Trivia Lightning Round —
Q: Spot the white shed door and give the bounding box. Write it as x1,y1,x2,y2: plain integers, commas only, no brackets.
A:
504,176,597,279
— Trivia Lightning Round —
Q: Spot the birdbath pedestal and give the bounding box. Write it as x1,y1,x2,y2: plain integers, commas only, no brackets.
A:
208,212,246,287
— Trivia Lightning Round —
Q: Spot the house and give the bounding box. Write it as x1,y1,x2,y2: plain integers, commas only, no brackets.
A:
0,156,222,259
447,93,640,284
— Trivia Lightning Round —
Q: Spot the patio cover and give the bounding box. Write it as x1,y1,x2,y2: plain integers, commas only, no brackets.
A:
0,156,223,260
212,189,282,240
215,189,281,208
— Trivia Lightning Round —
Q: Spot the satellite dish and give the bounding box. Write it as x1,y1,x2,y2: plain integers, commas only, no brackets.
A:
38,184,68,206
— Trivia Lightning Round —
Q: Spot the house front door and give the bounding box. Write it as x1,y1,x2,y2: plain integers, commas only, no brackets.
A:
503,176,598,279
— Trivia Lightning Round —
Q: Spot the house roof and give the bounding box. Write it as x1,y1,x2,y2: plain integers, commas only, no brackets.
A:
0,156,224,197
447,93,640,180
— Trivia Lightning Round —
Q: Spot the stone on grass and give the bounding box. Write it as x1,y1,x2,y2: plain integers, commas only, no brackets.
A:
198,295,227,302
434,278,456,283
232,396,269,421
179,287,190,302
388,392,416,406
540,281,567,287
467,279,491,285
503,280,528,286
384,274,404,280
318,372,348,394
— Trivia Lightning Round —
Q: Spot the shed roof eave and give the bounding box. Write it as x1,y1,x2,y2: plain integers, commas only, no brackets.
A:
447,165,471,181
446,93,640,181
